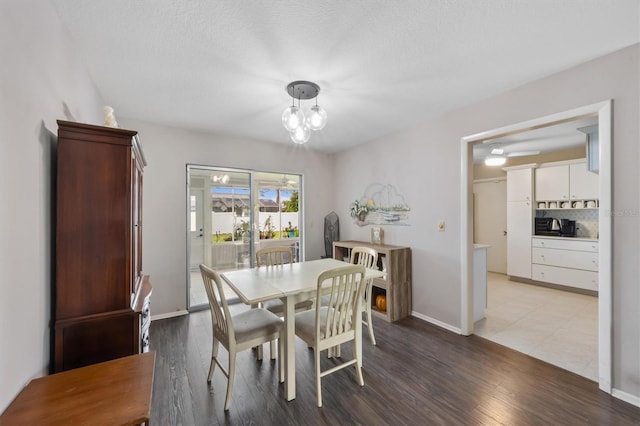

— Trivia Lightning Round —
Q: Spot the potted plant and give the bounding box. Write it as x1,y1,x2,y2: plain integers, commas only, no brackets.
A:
234,220,249,240
284,221,296,238
350,199,369,222
262,215,274,239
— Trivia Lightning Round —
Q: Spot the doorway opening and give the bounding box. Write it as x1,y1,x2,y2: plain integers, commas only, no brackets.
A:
187,166,302,310
460,100,612,393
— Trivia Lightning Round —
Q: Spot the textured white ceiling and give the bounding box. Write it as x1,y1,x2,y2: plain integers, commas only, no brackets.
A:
51,1,639,153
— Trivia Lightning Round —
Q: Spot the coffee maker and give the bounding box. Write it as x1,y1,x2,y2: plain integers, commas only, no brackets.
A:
559,219,576,237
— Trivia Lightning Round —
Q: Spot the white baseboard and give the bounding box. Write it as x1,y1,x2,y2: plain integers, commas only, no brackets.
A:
151,310,189,321
411,311,462,335
612,388,640,408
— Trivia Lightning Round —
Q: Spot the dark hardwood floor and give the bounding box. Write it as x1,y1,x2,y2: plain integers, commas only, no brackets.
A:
150,305,640,425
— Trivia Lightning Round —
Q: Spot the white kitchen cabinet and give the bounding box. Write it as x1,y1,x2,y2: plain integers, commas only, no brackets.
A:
531,237,599,291
505,166,534,279
569,162,599,200
507,201,532,278
532,264,598,291
532,238,598,252
507,167,533,201
535,164,569,201
532,247,598,271
535,160,598,202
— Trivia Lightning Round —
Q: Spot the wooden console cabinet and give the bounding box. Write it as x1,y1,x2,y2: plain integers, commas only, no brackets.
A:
1,352,156,425
53,120,151,373
333,240,411,322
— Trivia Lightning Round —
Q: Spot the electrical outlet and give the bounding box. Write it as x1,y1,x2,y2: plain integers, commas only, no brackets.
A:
437,220,445,231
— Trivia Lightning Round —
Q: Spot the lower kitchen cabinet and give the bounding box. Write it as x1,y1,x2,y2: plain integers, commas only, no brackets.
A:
532,264,598,291
531,237,598,291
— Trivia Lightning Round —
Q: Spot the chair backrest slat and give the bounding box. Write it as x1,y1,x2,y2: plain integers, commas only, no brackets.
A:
317,265,365,339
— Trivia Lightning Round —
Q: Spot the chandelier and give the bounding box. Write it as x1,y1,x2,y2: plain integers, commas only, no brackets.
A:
282,81,327,144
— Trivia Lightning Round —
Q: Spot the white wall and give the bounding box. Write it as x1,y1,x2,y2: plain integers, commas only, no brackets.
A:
334,44,640,399
0,0,104,412
118,119,333,317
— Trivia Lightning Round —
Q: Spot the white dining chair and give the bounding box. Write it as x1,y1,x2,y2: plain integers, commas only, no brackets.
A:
349,246,379,345
255,246,314,359
199,264,284,411
294,264,366,407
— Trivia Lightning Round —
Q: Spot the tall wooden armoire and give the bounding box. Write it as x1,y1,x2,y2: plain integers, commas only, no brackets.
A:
53,120,152,372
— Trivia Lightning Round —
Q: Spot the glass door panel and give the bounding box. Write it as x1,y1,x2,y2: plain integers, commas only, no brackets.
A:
188,167,252,308
254,172,302,262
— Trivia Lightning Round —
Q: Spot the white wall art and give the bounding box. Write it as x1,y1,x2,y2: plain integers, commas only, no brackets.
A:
350,183,410,227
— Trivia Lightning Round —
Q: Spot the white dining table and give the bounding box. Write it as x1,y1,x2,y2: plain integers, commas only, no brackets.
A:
221,257,384,401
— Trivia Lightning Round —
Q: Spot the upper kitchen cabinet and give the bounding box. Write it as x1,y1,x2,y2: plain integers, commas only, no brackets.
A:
535,164,569,201
569,161,599,200
506,166,534,201
535,160,598,201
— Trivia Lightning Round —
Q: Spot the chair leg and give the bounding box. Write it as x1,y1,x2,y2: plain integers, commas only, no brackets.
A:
251,303,261,357
224,350,236,411
364,281,377,345
270,339,277,360
257,344,263,361
314,347,322,407
366,305,377,345
208,339,219,383
353,339,364,387
278,337,284,383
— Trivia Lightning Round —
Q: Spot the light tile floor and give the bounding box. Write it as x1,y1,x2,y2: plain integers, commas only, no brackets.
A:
474,272,598,382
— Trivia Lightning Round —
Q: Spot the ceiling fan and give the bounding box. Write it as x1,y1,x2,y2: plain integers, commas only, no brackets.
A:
484,146,540,166
279,175,298,190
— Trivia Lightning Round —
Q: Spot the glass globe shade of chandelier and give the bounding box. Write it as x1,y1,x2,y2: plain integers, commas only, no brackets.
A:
307,104,327,131
281,105,304,132
290,123,311,144
281,81,327,144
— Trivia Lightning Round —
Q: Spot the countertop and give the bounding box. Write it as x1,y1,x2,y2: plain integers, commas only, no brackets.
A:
532,235,598,242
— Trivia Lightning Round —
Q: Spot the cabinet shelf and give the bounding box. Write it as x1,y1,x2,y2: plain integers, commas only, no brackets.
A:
333,240,411,322
536,199,598,210
536,207,598,211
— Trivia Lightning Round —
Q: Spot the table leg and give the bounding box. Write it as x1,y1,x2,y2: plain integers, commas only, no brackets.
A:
283,296,296,401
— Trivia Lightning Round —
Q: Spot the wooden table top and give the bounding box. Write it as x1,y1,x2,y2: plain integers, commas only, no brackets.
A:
0,351,156,426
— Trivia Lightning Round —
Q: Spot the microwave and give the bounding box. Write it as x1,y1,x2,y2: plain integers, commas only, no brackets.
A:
534,217,559,236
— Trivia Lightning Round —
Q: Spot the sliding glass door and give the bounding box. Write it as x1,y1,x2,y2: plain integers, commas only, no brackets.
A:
187,166,302,309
